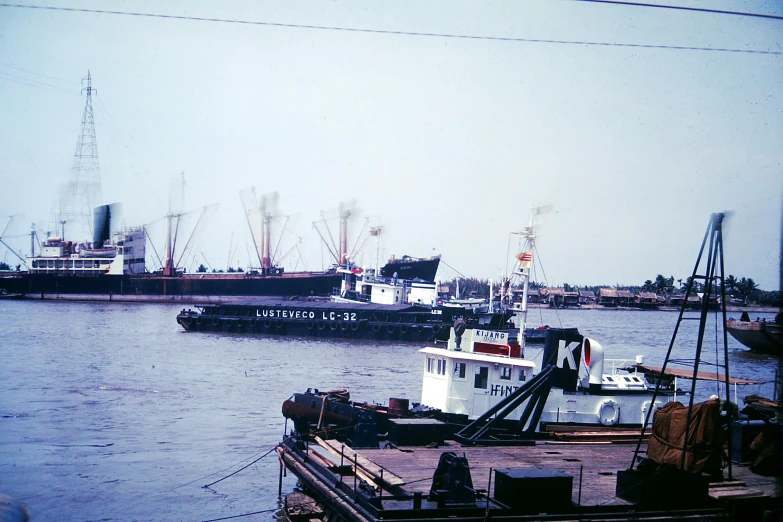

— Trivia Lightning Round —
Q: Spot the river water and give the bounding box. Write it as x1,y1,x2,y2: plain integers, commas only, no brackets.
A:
0,301,778,521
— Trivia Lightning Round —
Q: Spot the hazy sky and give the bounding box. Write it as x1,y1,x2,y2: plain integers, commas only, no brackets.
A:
0,1,781,290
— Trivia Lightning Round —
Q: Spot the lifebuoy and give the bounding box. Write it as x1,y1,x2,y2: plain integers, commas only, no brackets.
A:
307,321,315,330
340,321,349,331
387,324,396,334
372,323,381,333
350,322,359,331
597,400,620,426
264,320,272,329
399,325,409,334
317,321,326,330
330,321,338,331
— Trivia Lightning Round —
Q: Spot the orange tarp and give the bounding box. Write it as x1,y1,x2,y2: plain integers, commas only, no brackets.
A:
647,400,724,474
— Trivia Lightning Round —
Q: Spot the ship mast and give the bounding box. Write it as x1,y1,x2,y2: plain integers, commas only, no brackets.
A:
163,204,175,276
163,174,184,276
261,194,272,271
512,207,543,355
370,226,382,274
338,202,351,266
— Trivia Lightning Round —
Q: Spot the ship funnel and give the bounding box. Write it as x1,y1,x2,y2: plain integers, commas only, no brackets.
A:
92,203,122,247
583,338,605,388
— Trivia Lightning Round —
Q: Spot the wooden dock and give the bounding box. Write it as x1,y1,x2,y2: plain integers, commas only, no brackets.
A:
279,436,780,521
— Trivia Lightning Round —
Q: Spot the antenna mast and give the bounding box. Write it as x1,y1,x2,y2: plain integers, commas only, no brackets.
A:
58,71,102,242
512,206,544,355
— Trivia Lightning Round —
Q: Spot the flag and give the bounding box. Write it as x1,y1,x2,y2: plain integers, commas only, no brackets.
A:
369,227,382,237
516,251,533,269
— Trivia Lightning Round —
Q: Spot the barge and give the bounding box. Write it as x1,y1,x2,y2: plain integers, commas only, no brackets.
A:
176,300,515,343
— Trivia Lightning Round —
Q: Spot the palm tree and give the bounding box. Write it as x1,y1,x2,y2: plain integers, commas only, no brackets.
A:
724,275,738,295
737,277,759,303
642,279,654,292
654,274,668,295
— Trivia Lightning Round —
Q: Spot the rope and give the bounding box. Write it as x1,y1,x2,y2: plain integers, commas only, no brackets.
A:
203,437,292,489
202,507,278,522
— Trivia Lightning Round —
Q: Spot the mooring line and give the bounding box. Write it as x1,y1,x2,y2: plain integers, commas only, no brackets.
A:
202,506,278,522
203,437,292,489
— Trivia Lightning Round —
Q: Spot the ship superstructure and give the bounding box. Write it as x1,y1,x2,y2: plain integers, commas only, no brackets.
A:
27,227,146,276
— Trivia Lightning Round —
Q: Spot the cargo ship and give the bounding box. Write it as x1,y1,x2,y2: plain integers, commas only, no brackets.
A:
0,73,441,303
0,229,440,303
0,190,442,302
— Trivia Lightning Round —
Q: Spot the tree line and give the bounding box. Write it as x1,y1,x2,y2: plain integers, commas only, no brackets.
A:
444,275,780,306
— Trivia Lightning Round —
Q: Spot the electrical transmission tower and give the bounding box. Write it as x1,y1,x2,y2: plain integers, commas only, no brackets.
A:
57,70,102,241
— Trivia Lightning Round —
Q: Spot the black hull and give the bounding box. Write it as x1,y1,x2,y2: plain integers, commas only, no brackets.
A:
178,314,446,342
177,300,515,343
380,255,440,282
0,272,342,302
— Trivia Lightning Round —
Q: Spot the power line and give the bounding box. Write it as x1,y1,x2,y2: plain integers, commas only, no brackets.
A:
571,0,783,21
0,71,78,95
0,3,780,55
0,61,79,84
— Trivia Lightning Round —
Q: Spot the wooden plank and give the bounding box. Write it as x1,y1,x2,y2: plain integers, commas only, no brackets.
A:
634,365,761,385
308,447,379,490
709,488,765,500
315,436,405,487
709,480,746,489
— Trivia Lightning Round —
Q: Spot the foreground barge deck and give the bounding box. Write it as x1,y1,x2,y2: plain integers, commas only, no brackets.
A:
278,436,779,521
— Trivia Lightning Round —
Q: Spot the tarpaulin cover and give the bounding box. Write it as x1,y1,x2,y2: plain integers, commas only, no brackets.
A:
647,400,724,474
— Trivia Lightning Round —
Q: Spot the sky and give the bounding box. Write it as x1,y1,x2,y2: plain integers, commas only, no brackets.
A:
0,1,781,290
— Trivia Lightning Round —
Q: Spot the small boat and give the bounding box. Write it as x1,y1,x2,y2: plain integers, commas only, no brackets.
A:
726,313,781,355
0,288,24,300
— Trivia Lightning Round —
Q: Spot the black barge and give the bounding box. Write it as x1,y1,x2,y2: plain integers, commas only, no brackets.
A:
176,300,515,343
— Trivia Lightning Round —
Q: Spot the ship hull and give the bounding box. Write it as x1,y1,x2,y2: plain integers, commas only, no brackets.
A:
726,319,781,354
380,255,440,282
0,271,342,303
176,300,515,343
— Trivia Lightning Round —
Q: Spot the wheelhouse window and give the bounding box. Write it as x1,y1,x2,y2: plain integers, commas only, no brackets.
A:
474,366,488,389
500,366,512,380
454,362,466,379
519,369,527,382
428,357,446,376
